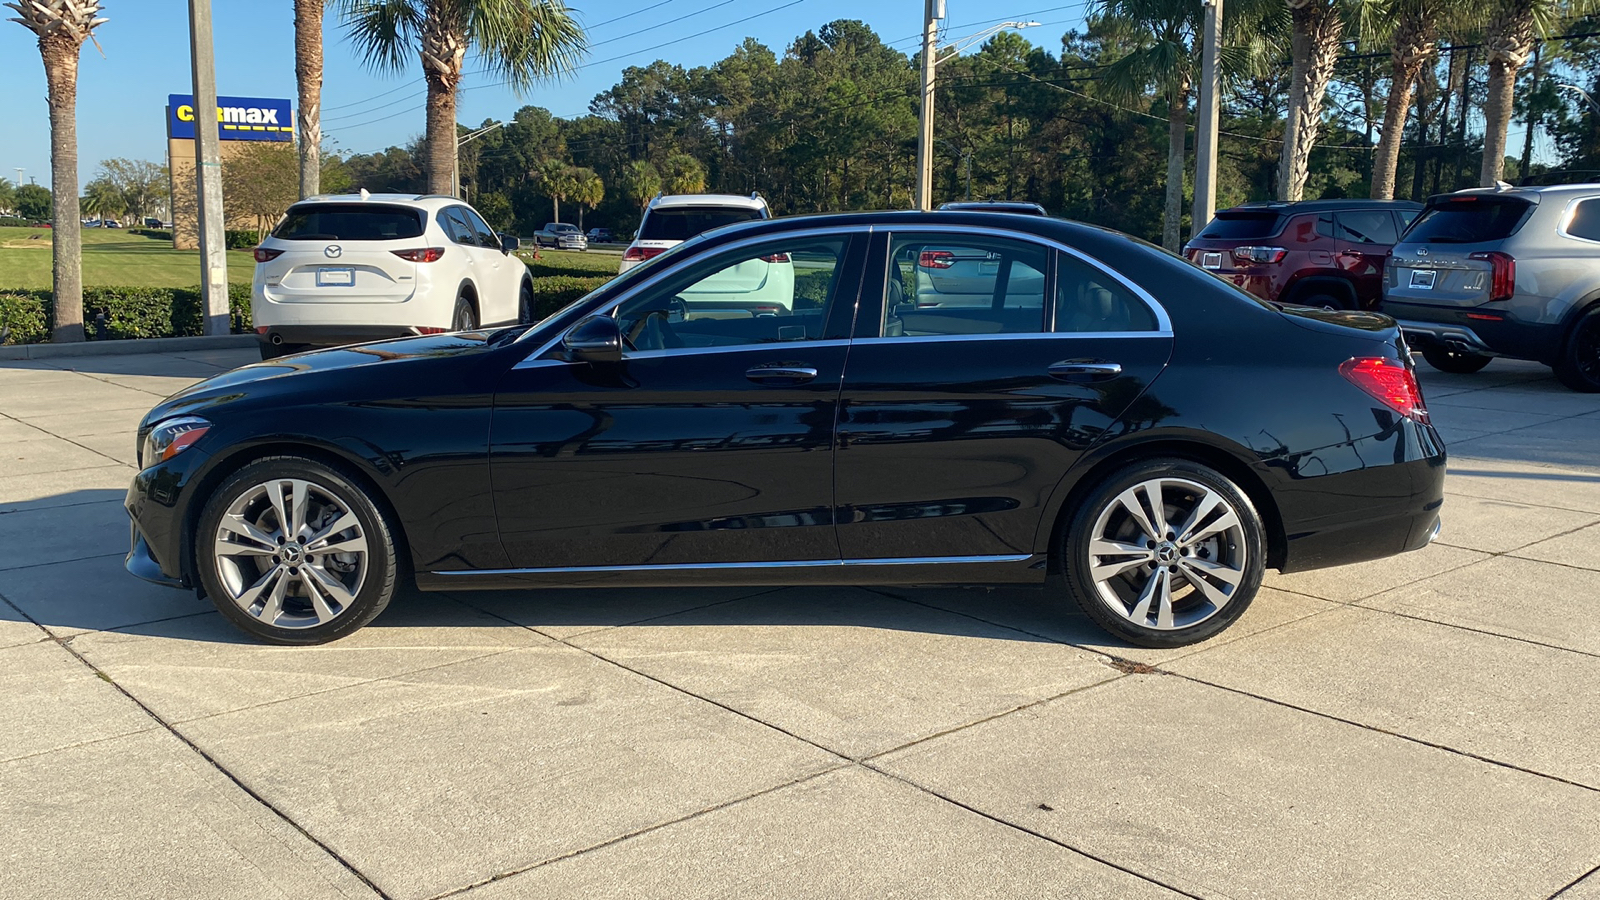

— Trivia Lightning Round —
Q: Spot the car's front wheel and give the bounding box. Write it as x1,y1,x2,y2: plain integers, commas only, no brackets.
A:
1061,458,1265,648
1421,344,1492,374
196,456,399,644
1555,305,1600,393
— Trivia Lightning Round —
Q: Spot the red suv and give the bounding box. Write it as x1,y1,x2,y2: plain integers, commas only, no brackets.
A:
1184,200,1422,309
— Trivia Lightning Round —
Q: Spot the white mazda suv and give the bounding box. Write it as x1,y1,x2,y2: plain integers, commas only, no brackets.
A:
251,193,532,359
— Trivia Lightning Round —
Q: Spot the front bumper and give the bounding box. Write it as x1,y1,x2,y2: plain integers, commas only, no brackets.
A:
124,449,213,590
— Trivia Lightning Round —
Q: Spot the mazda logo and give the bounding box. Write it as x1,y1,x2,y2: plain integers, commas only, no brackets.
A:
324,245,343,259
1415,248,1429,258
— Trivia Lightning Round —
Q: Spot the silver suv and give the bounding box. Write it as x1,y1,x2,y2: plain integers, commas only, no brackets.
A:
1381,183,1600,391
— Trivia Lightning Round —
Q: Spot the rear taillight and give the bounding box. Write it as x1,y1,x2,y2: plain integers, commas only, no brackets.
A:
1340,357,1429,424
623,246,666,262
918,250,955,269
1232,246,1287,264
1468,251,1515,301
416,327,447,335
759,252,790,263
253,248,283,263
392,247,446,263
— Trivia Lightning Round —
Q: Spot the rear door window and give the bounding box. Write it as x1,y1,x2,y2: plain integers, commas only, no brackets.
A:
639,206,764,242
1198,213,1284,240
273,204,425,241
1403,198,1533,243
884,234,1047,336
1055,253,1158,333
1334,210,1399,245
1564,199,1600,242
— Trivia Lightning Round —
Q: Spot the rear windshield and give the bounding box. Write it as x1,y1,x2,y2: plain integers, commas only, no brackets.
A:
639,206,763,242
273,204,426,241
1198,212,1284,240
1403,197,1532,244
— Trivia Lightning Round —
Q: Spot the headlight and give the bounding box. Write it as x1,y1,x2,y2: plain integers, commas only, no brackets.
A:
140,416,211,468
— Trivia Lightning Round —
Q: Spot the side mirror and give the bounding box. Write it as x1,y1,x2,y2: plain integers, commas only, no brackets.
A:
563,315,622,364
499,232,520,254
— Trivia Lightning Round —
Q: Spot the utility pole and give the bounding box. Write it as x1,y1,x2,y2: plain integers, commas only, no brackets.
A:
11,168,21,189
1192,0,1223,240
915,0,942,211
1520,42,1543,183
188,0,229,336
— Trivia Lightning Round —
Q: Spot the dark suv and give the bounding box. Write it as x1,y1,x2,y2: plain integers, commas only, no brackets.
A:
1185,200,1422,309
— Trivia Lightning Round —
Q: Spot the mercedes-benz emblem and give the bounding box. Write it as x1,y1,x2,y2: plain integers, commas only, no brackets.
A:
324,245,343,259
1415,248,1429,258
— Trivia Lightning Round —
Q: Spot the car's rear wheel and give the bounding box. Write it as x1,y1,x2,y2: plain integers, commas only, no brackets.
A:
452,294,477,332
1061,458,1264,648
1555,306,1600,393
195,457,399,644
1420,344,1492,375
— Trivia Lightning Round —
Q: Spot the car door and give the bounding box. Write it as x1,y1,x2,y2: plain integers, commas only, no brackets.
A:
440,206,488,305
1331,209,1400,306
460,206,515,324
834,228,1173,561
488,231,866,570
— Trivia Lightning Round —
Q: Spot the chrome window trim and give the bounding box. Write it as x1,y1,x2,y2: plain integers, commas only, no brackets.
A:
1556,195,1600,245
622,338,854,361
432,553,1034,577
513,225,870,370
876,223,1175,335
851,331,1170,346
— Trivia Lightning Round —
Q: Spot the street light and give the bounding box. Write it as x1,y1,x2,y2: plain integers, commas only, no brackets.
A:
452,121,505,199
915,10,1040,210
1558,83,1600,116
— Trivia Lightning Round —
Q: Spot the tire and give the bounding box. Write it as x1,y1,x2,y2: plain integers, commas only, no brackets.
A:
195,456,399,645
1060,458,1265,648
451,294,477,331
1297,289,1353,310
1421,344,1492,375
258,342,306,361
517,282,534,325
1555,305,1600,393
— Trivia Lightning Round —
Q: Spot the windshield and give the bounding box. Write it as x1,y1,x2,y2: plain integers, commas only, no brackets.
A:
639,206,764,242
1198,212,1284,240
273,204,425,241
1403,197,1532,243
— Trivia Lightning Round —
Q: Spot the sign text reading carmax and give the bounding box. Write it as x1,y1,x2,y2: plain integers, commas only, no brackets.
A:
175,103,287,127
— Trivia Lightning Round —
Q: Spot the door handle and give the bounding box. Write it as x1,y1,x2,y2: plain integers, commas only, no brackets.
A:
1048,359,1122,383
746,365,819,385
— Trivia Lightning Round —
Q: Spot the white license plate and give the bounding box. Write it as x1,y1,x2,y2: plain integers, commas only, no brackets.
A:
317,267,354,287
1409,268,1436,290
1201,252,1223,270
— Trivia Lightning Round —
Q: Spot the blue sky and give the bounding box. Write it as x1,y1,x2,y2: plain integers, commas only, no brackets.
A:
0,1,1090,188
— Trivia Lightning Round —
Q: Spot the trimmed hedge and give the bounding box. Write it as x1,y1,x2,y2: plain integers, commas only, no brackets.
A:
0,284,253,345
529,275,612,319
226,229,263,249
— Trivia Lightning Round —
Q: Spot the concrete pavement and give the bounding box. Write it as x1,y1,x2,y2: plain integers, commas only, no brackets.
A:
2,348,1598,899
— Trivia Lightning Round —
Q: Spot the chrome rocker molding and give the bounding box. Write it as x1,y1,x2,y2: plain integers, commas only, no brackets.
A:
420,553,1048,590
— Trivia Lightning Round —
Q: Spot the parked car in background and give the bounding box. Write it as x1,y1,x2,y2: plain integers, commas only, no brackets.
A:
938,200,1048,215
129,209,1444,649
250,193,532,360
533,222,587,251
1380,183,1600,391
1184,200,1422,310
619,193,770,273
587,227,612,243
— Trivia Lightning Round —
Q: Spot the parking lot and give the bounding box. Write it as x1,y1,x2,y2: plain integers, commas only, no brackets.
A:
2,346,1598,899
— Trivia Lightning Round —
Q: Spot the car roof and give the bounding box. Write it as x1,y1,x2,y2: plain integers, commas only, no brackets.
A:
938,201,1048,214
1434,183,1600,203
294,193,465,210
649,193,768,211
1219,199,1423,214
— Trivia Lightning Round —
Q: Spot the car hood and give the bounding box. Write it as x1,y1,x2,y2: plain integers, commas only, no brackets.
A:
143,331,503,427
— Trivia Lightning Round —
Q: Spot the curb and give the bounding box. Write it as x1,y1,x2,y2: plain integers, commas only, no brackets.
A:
0,334,258,361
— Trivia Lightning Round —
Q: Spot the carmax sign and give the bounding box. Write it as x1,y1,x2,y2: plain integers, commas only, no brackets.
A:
167,94,293,142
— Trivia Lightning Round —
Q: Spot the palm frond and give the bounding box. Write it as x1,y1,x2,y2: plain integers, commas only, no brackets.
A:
336,0,422,75
468,0,587,93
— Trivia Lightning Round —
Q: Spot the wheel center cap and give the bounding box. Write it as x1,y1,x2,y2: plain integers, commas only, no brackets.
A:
1155,542,1179,564
281,543,304,565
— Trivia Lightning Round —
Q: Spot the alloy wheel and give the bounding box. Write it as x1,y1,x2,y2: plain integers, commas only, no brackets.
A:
211,478,368,629
1086,477,1249,631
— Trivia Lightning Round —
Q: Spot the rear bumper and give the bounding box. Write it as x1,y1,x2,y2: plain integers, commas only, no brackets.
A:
1384,300,1561,363
257,324,429,350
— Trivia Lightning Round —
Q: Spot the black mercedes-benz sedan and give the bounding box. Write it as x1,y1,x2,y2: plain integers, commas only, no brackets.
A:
126,210,1445,647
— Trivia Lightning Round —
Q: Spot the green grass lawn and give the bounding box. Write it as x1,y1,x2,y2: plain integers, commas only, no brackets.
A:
0,226,257,289
517,247,621,279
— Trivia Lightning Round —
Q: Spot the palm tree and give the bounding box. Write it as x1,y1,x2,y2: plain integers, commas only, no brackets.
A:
7,0,107,342
571,167,603,230
662,153,706,194
294,0,324,198
532,159,575,223
80,178,122,223
1097,0,1276,249
338,0,585,195
1478,0,1596,186
622,160,660,212
1278,0,1346,201
1369,0,1442,198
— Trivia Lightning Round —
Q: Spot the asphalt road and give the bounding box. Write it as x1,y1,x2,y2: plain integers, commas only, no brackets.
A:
2,348,1598,900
